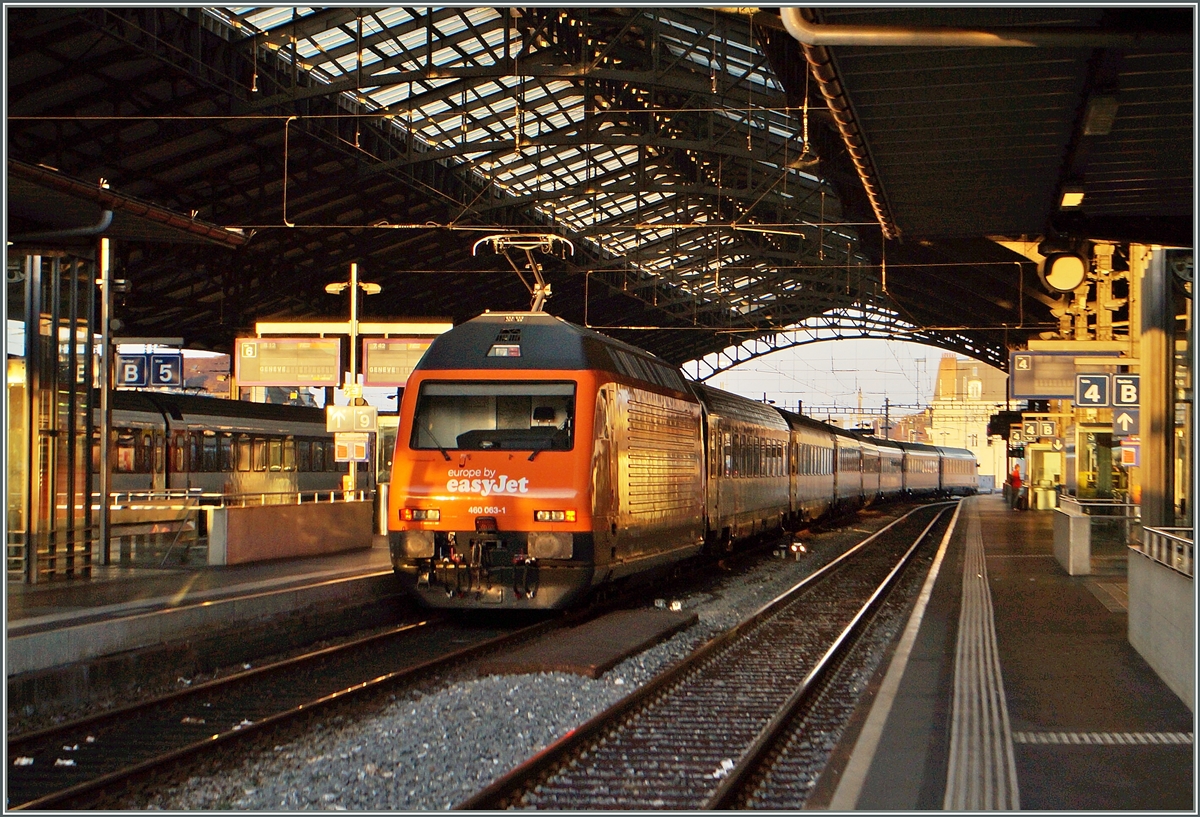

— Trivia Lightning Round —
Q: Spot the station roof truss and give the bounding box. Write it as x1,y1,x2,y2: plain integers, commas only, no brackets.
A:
6,7,1192,369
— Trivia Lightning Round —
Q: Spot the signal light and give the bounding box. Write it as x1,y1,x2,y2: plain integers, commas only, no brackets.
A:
534,509,576,523
402,508,440,522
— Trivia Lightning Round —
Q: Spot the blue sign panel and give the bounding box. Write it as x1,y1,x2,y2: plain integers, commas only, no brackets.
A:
1112,374,1140,406
116,354,148,387
149,353,183,387
1075,374,1111,407
1113,408,1139,437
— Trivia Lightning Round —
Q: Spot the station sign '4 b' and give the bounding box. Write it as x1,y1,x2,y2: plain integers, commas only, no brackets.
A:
1074,373,1140,408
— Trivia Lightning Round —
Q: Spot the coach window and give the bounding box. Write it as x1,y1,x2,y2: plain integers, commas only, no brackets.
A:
268,438,283,472
115,430,136,473
297,439,312,472
312,437,325,472
252,438,267,472
219,433,234,472
283,438,297,471
201,431,218,472
235,434,251,472
136,430,153,473
170,432,184,471
187,431,201,472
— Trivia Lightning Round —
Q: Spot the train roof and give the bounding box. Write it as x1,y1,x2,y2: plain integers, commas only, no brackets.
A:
108,390,326,424
892,440,943,456
692,383,790,430
415,311,691,394
775,406,837,436
935,445,978,460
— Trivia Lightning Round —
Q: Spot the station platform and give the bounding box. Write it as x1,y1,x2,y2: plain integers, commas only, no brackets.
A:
6,542,396,679
826,493,1194,811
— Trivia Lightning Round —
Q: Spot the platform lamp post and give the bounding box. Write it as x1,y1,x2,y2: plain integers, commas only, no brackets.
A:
325,262,381,493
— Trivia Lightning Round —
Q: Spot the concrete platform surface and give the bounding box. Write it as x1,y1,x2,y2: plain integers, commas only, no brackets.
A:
831,494,1194,812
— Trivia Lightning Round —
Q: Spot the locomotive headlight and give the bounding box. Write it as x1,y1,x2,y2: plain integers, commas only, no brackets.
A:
534,509,576,523
402,508,441,522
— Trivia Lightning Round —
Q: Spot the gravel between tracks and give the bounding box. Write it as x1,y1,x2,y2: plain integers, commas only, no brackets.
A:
116,507,914,810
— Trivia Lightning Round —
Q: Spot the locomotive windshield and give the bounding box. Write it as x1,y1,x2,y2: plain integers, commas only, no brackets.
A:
410,381,575,453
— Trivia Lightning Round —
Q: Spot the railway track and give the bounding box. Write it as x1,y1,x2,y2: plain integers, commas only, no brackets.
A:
458,502,955,810
6,614,556,811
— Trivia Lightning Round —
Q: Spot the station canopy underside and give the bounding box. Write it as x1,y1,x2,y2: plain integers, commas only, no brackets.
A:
6,7,1192,372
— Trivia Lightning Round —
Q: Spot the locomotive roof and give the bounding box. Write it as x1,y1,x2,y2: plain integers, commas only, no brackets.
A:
415,311,691,393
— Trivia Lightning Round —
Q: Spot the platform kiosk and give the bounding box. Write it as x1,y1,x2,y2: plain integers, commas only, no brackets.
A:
1025,441,1064,509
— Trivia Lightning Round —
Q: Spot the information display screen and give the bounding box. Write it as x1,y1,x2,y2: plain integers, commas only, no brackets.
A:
235,338,341,387
363,338,433,386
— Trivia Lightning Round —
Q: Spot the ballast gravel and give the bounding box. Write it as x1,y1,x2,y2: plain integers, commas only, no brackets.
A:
118,509,908,811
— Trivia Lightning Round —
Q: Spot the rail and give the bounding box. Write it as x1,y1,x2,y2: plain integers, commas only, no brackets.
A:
1135,527,1194,578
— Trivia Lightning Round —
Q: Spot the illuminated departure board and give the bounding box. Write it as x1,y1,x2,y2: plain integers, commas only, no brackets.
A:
235,338,341,387
363,338,433,386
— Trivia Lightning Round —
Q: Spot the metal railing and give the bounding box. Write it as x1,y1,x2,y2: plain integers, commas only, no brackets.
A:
1136,527,1194,578
7,527,97,581
216,489,372,508
104,488,372,509
1058,496,1142,547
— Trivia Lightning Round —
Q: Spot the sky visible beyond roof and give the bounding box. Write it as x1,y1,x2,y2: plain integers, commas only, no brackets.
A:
706,338,966,415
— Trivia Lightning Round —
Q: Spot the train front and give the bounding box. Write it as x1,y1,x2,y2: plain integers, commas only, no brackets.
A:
387,313,597,609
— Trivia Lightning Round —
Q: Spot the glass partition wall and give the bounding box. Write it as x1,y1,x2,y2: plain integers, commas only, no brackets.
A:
7,253,97,582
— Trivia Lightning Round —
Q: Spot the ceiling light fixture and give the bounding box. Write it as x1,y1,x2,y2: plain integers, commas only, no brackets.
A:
1058,183,1085,209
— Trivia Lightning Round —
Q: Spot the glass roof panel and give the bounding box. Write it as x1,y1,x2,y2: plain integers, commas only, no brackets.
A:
203,6,861,328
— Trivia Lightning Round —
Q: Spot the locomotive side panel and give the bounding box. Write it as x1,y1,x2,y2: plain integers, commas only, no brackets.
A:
609,382,705,573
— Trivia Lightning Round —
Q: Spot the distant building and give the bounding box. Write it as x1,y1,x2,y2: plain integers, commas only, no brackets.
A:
183,354,234,397
925,354,1009,491
184,353,318,406
888,408,933,444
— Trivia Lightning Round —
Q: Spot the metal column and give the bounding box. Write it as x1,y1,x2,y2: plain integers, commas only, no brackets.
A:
22,256,43,583
98,237,114,564
1139,249,1174,527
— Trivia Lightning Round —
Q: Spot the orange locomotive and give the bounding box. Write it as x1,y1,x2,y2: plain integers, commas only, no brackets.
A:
388,311,705,609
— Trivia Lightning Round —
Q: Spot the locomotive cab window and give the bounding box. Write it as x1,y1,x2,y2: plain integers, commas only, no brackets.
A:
412,381,575,452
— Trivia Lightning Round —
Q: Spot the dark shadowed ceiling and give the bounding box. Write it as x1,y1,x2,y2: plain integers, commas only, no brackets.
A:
6,7,1193,371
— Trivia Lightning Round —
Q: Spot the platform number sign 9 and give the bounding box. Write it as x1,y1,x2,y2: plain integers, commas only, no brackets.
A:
1075,374,1110,407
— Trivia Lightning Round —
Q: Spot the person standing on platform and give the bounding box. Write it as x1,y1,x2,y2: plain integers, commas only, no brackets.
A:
1010,466,1023,510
